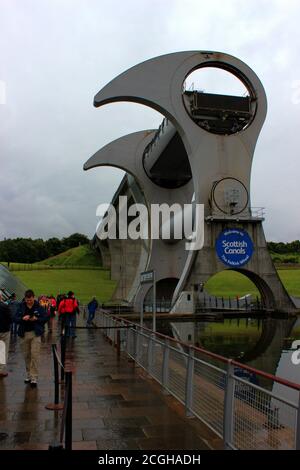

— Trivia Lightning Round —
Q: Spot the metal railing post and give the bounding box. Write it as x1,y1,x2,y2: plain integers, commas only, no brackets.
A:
104,315,107,337
162,338,170,394
153,273,156,333
119,320,125,352
223,361,235,449
53,345,59,405
60,333,66,382
140,299,144,328
116,328,121,358
125,326,130,355
45,344,64,411
147,333,154,373
185,346,194,417
296,391,300,450
65,371,72,451
135,327,140,362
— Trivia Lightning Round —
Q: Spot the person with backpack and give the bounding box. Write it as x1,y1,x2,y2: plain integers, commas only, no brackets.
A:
86,296,99,327
58,291,79,338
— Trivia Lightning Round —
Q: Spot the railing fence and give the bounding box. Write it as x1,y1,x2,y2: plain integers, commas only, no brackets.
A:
97,310,300,451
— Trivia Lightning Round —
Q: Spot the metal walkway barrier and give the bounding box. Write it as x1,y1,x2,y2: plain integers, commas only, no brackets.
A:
98,310,300,450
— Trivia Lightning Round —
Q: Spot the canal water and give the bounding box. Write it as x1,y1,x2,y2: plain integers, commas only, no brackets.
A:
155,315,300,386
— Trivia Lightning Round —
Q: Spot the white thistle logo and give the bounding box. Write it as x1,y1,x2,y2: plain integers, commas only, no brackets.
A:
291,340,300,365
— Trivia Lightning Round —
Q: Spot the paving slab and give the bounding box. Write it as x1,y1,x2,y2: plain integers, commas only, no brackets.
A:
0,323,221,450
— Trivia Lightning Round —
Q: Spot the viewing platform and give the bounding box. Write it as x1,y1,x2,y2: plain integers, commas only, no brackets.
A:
0,323,218,450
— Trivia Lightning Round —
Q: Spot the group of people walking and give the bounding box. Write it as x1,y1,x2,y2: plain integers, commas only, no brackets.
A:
0,289,99,387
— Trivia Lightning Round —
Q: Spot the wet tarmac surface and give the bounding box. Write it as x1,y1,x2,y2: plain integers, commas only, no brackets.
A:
0,321,220,450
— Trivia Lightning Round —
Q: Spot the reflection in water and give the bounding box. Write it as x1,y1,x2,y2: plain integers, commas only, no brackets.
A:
156,316,300,384
155,315,300,435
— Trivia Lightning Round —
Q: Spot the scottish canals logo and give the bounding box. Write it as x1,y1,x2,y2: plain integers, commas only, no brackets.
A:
216,229,254,267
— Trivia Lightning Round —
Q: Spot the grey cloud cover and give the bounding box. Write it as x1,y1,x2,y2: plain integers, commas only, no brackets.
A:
0,0,299,241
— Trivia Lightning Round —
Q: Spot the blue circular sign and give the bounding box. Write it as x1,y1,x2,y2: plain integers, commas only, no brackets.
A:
216,229,253,267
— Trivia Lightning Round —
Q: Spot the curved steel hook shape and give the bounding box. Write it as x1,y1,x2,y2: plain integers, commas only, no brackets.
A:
84,130,155,185
92,50,268,304
84,130,193,307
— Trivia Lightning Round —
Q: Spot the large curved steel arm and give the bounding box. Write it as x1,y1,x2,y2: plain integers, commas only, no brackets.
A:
91,50,269,307
83,130,156,182
94,50,267,153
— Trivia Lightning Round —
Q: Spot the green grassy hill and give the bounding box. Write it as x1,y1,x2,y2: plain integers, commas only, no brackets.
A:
14,269,116,304
5,243,300,304
9,244,116,304
35,244,102,267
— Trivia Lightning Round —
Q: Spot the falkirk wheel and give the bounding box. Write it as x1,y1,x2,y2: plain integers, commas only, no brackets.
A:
84,51,296,313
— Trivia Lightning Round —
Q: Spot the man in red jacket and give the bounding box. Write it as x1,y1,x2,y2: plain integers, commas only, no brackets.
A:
58,291,79,338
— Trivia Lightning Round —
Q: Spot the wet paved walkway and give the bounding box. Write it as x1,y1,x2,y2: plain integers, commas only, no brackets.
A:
0,321,221,450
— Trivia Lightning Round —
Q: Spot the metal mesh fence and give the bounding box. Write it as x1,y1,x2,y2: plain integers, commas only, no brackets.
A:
167,346,187,403
97,311,300,450
232,377,298,450
193,360,225,437
151,338,164,384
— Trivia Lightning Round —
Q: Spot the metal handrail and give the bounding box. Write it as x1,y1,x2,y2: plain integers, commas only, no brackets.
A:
47,338,73,451
99,310,300,450
104,311,300,390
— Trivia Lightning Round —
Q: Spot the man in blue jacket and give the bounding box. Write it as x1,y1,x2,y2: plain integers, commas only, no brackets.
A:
15,289,48,387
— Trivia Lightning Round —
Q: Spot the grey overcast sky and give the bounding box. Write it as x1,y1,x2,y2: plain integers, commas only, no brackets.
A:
0,0,299,241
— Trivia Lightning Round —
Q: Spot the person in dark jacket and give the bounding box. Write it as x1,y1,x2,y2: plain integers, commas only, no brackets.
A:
0,291,12,377
8,293,19,335
15,289,48,387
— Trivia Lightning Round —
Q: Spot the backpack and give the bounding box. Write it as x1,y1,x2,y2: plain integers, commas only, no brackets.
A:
63,298,78,314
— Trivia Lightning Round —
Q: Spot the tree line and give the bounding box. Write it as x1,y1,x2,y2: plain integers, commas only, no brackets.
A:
267,240,300,254
0,235,299,264
0,233,90,264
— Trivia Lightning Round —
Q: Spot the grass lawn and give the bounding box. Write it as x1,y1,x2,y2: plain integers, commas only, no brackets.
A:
35,244,102,267
13,269,116,304
277,269,300,297
205,271,260,298
10,267,300,304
